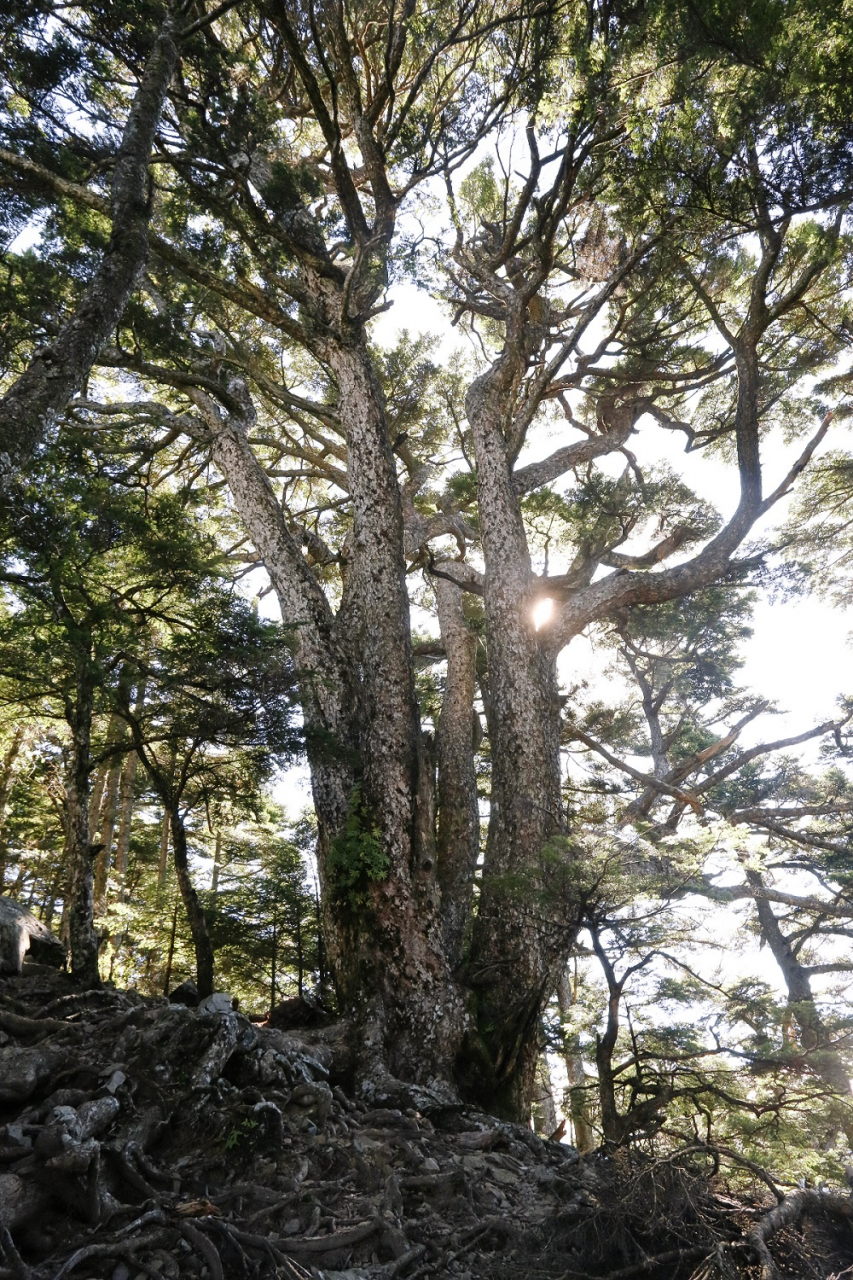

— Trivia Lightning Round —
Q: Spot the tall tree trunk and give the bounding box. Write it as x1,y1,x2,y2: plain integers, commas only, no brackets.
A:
203,375,467,1092
170,806,215,999
270,912,278,1017
162,893,179,995
0,12,180,480
434,576,480,970
65,661,101,986
314,343,466,1088
465,362,569,1119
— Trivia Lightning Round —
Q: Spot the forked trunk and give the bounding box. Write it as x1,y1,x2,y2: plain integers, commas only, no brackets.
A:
206,369,468,1092
321,344,467,1088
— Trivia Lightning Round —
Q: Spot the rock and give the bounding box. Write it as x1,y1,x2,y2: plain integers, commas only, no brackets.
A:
0,897,65,974
267,995,330,1030
0,1044,64,1102
102,1069,127,1094
0,1172,46,1229
197,991,234,1015
168,979,199,1008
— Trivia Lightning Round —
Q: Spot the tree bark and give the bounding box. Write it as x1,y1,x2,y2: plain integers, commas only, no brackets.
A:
0,12,180,480
320,341,467,1086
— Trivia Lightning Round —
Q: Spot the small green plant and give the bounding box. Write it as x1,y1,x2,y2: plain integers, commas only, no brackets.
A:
326,785,389,911
223,1117,260,1150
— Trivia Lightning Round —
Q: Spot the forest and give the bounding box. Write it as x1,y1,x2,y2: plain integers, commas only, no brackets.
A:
2,0,853,1262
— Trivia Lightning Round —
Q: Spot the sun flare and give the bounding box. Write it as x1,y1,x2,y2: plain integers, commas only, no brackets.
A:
533,597,554,630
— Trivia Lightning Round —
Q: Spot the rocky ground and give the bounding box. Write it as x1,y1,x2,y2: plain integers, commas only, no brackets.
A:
1,966,852,1280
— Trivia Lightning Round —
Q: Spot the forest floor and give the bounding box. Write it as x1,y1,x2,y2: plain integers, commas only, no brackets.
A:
1,967,852,1280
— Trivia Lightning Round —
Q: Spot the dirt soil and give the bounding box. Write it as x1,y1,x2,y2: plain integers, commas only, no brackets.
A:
1,967,852,1280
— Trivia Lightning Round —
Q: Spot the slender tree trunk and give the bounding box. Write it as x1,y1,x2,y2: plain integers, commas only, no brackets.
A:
532,1053,559,1137
112,747,138,898
88,761,108,833
211,829,223,895
0,726,25,889
270,913,278,1017
314,880,328,1004
157,808,171,894
557,971,594,1154
465,361,569,1119
93,754,122,912
65,662,101,986
170,806,215,999
296,909,304,999
434,576,480,969
163,894,179,995
748,871,853,1141
112,675,146,901
0,12,180,480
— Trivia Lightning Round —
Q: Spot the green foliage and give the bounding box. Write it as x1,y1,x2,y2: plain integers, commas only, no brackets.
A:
326,786,389,912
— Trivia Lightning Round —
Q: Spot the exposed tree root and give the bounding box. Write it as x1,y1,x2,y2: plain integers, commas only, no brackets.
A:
747,1188,853,1280
1,969,852,1280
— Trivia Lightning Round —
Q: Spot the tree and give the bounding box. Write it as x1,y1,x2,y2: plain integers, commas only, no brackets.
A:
2,0,853,1121
118,588,299,996
209,816,323,1013
0,429,234,982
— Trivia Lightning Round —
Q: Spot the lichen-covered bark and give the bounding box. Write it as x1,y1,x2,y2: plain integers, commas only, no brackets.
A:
0,13,180,480
326,343,468,1083
464,357,569,1118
